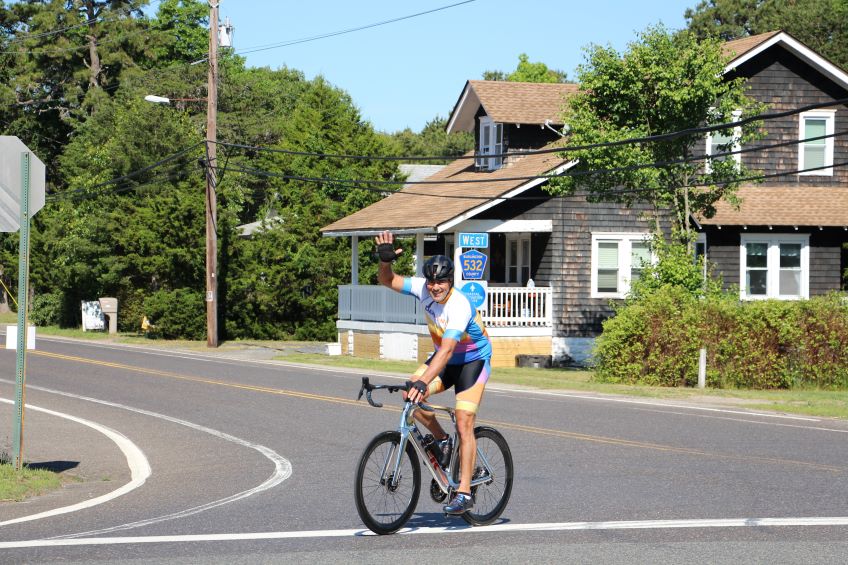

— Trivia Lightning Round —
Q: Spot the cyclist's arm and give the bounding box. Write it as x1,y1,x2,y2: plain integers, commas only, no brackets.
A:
416,338,457,385
377,260,405,292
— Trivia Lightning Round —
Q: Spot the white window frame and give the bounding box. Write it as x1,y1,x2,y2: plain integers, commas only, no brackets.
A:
590,233,653,299
705,109,742,173
476,116,503,171
694,232,707,280
505,234,531,284
739,234,810,300
798,110,835,176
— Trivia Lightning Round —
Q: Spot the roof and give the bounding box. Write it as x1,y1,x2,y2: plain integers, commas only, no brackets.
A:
322,144,571,235
398,164,446,187
721,30,848,89
699,185,848,227
446,81,579,134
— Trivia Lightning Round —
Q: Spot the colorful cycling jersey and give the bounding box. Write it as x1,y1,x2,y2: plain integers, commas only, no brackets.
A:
401,277,492,364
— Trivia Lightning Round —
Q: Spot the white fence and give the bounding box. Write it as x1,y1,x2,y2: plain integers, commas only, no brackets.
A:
338,285,552,328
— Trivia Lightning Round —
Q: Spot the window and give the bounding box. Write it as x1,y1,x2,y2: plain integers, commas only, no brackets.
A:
694,233,707,280
476,117,503,170
506,235,531,284
739,235,809,299
591,233,653,298
799,110,835,175
705,110,741,173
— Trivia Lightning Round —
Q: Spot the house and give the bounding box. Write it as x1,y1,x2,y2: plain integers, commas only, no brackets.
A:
321,31,848,367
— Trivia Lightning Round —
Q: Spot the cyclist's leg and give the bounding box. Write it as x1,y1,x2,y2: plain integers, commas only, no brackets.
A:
453,359,491,494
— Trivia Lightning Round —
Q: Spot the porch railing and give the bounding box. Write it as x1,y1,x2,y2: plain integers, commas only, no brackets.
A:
338,285,552,328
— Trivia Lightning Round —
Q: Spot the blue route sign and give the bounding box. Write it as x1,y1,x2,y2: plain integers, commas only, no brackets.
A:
460,281,487,311
458,232,489,249
459,249,487,280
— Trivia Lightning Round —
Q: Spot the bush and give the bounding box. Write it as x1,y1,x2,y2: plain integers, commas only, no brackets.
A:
595,290,848,390
143,288,206,340
29,291,63,327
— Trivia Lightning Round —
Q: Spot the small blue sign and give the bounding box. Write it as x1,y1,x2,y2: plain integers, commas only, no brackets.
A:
459,249,487,280
458,232,489,249
460,281,487,311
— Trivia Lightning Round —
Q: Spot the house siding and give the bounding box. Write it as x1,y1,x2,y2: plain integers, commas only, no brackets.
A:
704,227,844,295
731,46,848,184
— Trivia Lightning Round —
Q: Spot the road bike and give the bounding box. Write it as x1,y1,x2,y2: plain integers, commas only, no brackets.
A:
354,377,513,535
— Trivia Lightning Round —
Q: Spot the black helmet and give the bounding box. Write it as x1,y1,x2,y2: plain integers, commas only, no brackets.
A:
423,255,454,282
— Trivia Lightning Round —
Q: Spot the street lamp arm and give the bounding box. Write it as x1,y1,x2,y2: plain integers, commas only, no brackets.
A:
144,94,207,104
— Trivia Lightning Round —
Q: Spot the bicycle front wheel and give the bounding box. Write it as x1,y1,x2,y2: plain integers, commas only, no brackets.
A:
462,426,513,526
354,431,421,534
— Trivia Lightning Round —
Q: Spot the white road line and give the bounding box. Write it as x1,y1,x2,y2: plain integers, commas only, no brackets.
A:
0,382,292,535
0,399,151,527
3,516,848,548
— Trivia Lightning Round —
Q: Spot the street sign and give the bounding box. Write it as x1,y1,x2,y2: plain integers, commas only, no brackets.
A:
458,232,489,249
460,281,488,312
459,249,487,280
0,136,45,233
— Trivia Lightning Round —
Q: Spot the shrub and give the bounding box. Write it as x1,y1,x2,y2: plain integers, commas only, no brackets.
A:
29,291,63,327
143,288,206,340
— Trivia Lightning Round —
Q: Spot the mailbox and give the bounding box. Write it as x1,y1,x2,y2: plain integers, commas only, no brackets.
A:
99,297,118,335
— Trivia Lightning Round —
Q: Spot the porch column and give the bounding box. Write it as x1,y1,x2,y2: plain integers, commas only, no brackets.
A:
453,230,461,288
351,236,359,285
415,233,424,276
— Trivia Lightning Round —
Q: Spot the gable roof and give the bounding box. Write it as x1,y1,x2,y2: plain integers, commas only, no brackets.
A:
699,185,848,227
322,144,572,236
722,30,848,89
446,81,579,134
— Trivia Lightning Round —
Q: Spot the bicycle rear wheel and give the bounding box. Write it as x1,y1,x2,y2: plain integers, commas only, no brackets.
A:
462,426,513,526
354,431,421,534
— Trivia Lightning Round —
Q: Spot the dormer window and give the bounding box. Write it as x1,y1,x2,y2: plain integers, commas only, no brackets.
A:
476,117,503,170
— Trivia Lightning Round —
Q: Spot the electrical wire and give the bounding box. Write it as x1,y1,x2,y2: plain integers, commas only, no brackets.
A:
218,96,848,162
235,1,476,55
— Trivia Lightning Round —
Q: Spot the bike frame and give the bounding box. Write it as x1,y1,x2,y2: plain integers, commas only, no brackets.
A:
384,400,495,496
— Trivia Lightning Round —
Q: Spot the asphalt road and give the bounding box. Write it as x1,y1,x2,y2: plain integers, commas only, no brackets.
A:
1,337,848,563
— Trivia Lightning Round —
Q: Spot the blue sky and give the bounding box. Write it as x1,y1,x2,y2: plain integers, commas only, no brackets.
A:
218,0,692,133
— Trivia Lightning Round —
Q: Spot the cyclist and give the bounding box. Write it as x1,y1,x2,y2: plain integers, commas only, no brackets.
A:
375,230,492,515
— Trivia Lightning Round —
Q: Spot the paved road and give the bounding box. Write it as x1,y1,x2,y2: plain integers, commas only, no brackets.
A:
1,337,848,563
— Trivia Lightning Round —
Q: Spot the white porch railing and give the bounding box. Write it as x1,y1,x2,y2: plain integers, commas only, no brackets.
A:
338,285,552,328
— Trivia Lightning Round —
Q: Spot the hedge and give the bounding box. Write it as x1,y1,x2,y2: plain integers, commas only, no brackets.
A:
594,288,848,389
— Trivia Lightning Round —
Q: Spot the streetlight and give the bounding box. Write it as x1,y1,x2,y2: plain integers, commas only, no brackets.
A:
143,2,220,347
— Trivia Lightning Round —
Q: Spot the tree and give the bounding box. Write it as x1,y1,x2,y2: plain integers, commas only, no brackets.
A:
385,116,473,163
483,53,568,83
547,26,765,240
685,0,848,69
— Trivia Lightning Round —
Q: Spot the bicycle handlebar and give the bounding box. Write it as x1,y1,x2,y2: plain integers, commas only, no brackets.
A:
357,377,410,408
356,377,444,412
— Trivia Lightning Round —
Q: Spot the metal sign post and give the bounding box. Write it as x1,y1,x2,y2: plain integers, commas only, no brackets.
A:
12,152,31,470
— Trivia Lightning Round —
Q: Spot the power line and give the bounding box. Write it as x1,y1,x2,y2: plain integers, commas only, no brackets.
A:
235,1,476,56
213,159,848,201
217,96,848,162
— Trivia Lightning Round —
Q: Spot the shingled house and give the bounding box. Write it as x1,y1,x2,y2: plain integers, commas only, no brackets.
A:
322,31,848,367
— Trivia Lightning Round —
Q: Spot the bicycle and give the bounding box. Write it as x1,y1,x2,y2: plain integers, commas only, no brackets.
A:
354,377,514,535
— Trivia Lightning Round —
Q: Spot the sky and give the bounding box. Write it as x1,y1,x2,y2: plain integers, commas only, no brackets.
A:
216,0,693,133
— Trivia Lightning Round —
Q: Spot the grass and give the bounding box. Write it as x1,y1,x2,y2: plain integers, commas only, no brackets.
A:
0,459,63,502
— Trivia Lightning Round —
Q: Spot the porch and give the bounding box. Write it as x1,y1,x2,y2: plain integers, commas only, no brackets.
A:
336,285,553,368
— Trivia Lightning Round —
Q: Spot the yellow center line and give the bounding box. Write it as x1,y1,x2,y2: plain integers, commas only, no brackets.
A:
33,350,844,474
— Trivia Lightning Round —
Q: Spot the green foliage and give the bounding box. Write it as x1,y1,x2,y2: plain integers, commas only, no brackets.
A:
143,288,206,340
385,116,473,162
685,0,848,70
548,25,766,235
483,53,568,83
30,291,64,327
595,290,848,389
628,234,723,301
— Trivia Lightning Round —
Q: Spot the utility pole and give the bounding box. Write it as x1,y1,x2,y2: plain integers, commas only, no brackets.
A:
206,1,219,347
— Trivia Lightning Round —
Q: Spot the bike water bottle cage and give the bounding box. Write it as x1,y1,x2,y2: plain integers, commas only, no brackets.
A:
377,243,398,262
423,255,454,283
